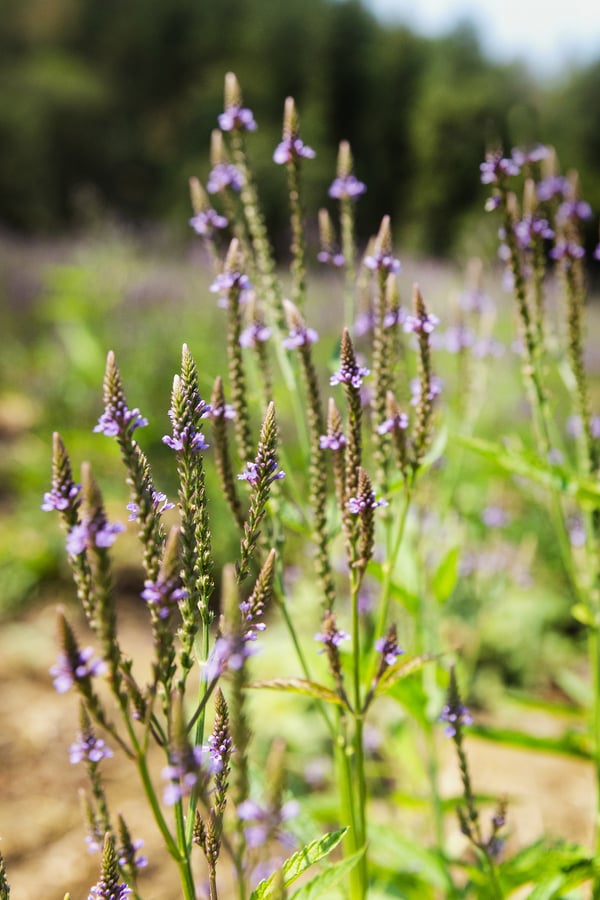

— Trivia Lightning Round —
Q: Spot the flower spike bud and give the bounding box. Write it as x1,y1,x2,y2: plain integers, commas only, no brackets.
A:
88,833,132,900
282,96,299,140
210,129,226,167
188,176,207,214
42,432,81,524
374,215,392,258
224,72,242,112
318,207,335,249
0,849,10,900
506,191,520,220
523,177,537,218
337,140,353,179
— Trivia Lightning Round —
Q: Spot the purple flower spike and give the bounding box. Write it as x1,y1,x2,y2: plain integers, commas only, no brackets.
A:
207,162,244,194
328,174,367,199
70,733,114,765
119,839,148,872
319,432,346,451
94,404,148,439
375,633,404,667
330,361,371,390
238,459,285,487
42,482,81,513
439,702,473,737
218,105,257,132
480,152,520,184
66,520,125,557
273,137,316,165
282,325,319,349
239,323,272,348
127,491,174,522
347,494,388,514
317,249,345,267
363,252,401,274
377,412,408,435
50,646,106,694
314,625,349,649
189,208,228,235
403,311,440,335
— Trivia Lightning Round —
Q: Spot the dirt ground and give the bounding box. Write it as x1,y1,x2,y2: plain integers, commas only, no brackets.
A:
0,600,596,900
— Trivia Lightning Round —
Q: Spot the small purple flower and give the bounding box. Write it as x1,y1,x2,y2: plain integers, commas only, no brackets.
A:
377,412,408,435
209,270,252,305
537,175,569,202
207,401,236,421
88,881,132,900
127,491,174,522
319,432,346,451
480,153,520,184
511,144,549,166
594,243,600,261
237,459,285,487
204,634,258,683
375,634,404,667
557,199,592,223
347,494,388,514
282,325,319,349
239,323,272,348
568,515,586,548
330,361,371,390
162,402,210,453
403,311,440,335
273,137,316,165
218,105,257,132
50,646,106,693
141,575,187,619
471,337,505,359
70,734,113,765
206,162,244,194
94,403,148,439
317,249,345,267
237,798,299,850
119,839,148,872
410,375,443,406
41,482,81,512
328,174,366,199
550,240,586,262
66,520,125,556
314,625,349,649
189,208,228,235
514,216,555,249
353,310,376,336
162,745,205,805
363,252,401,275
439,702,473,737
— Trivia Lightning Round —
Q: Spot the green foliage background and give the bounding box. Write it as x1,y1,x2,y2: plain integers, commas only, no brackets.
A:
2,0,600,255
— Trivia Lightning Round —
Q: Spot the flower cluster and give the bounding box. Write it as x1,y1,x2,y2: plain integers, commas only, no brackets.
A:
363,250,401,275
207,162,244,194
141,572,187,620
403,311,440,336
273,136,315,165
66,518,125,557
126,490,174,522
218,105,257,132
70,733,114,765
42,481,81,513
189,208,228,235
282,324,319,350
439,701,473,738
328,174,366,199
51,646,106,694
330,360,370,390
94,401,148,439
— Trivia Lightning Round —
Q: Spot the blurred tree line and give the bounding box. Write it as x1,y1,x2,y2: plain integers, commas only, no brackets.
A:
1,0,599,256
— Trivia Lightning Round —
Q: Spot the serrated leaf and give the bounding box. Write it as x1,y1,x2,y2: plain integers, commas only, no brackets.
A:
289,848,365,899
377,654,436,694
249,829,348,900
248,678,347,706
431,546,460,603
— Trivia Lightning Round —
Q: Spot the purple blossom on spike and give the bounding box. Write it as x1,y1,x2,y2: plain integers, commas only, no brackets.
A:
317,249,345,267
550,240,586,262
210,270,252,306
94,402,148,439
162,397,210,453
273,137,316,165
403,311,440,335
328,174,366,199
439,702,473,737
207,400,236,421
314,625,349,649
70,734,114,765
66,519,124,556
557,199,592,223
218,105,257,132
238,458,284,487
537,175,569,201
347,493,388,514
204,634,258,683
375,633,404,666
511,144,549,166
410,375,443,406
319,432,346,451
189,208,228,235
330,360,370,389
239,323,272,348
50,646,106,693
363,251,401,274
377,411,408,435
127,491,174,522
514,216,555,249
479,153,520,184
282,325,319,349
207,162,244,194
118,840,148,872
161,745,205,805
141,574,187,620
42,481,81,513
88,882,131,900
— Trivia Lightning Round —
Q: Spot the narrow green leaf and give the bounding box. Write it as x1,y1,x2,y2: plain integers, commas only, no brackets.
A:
469,723,592,759
431,546,460,604
248,678,347,706
289,848,365,899
377,654,436,694
249,829,348,900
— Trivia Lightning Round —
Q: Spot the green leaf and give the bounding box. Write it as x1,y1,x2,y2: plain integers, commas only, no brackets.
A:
289,848,365,899
457,434,600,506
249,829,348,900
248,678,347,706
431,546,460,603
377,654,436,694
469,723,592,759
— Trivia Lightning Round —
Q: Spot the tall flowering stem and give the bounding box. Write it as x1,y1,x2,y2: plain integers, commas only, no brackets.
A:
284,300,336,607
96,351,165,582
237,403,284,582
331,141,366,325
275,97,315,310
210,375,245,530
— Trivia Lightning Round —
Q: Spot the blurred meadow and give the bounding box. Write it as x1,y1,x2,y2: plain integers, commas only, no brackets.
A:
3,1,600,898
